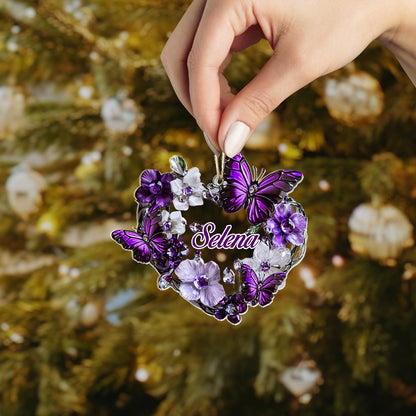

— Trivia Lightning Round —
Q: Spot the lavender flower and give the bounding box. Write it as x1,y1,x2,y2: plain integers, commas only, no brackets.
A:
160,210,186,239
135,169,174,208
175,259,225,307
170,167,204,211
241,241,291,277
266,204,307,247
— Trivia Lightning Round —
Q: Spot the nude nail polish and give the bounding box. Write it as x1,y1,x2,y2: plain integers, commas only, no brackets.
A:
224,121,250,158
203,132,221,156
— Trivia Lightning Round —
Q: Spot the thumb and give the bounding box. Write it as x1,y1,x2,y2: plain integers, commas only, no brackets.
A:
219,50,311,157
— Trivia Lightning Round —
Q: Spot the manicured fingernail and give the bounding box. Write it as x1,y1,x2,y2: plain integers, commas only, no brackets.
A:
203,132,221,156
224,121,250,158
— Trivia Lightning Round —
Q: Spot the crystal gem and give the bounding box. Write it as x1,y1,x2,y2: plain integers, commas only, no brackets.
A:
158,274,172,290
215,309,227,320
194,250,202,260
184,186,193,197
189,222,203,232
170,156,188,176
260,261,271,272
163,221,172,231
225,303,238,315
281,218,295,234
223,267,235,284
227,314,241,325
194,274,208,289
180,245,189,257
233,259,242,271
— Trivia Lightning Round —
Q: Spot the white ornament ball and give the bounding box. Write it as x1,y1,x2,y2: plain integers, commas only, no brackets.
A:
324,70,384,127
101,96,144,134
245,113,280,151
348,202,414,262
80,300,102,327
0,86,26,140
280,361,322,397
5,165,47,220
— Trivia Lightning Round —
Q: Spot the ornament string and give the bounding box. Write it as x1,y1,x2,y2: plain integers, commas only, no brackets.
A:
214,152,226,184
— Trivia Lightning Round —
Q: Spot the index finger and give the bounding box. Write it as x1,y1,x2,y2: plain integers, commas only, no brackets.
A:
188,0,256,142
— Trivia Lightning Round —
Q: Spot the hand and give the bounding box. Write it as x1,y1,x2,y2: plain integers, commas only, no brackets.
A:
161,0,416,157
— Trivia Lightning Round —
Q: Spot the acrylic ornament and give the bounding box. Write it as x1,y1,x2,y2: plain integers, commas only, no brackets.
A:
112,153,308,325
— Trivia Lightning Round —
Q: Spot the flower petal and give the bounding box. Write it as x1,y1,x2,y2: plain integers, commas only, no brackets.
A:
156,192,173,207
204,261,221,282
183,167,201,187
287,230,304,246
188,194,204,206
179,283,200,301
173,197,189,211
135,187,153,203
274,204,293,221
253,241,270,262
291,213,307,231
175,259,197,282
170,211,182,221
170,178,183,195
200,283,226,307
272,232,286,247
140,169,160,186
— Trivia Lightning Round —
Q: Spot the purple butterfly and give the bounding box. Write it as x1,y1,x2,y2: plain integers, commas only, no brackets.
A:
111,209,169,263
221,153,303,225
241,264,286,307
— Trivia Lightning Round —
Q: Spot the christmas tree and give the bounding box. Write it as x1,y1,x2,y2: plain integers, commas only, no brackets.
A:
1,1,416,415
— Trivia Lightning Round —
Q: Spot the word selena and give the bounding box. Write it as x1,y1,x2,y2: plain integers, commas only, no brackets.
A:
191,222,260,250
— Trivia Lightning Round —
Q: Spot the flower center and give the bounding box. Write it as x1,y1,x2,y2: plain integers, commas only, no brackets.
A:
184,186,193,196
194,274,208,290
260,261,271,272
163,220,172,231
149,180,162,194
281,218,295,234
143,234,149,243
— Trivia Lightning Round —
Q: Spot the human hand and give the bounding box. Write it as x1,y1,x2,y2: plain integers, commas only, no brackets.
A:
161,0,416,157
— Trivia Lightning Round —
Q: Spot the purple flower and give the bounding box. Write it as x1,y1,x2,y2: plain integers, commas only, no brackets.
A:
214,294,248,325
153,236,189,273
135,169,174,208
266,204,307,247
175,260,226,307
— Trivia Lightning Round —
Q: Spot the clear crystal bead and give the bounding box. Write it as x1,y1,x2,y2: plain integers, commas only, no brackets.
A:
223,267,235,284
189,222,203,232
170,156,187,176
158,274,172,290
233,259,242,271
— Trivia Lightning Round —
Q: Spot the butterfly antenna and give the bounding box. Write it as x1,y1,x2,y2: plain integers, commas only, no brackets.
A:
257,168,267,183
252,165,257,182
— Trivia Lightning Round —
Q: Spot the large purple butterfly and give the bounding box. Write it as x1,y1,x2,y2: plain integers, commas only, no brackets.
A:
241,264,286,307
221,153,303,225
111,209,168,263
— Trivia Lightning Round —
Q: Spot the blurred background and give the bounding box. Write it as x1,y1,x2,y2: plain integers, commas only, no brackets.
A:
1,1,416,415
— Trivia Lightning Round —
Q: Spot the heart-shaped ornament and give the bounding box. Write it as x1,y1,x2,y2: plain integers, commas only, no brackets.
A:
112,153,307,325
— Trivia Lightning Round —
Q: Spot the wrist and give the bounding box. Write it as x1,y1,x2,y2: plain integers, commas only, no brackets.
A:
377,0,416,85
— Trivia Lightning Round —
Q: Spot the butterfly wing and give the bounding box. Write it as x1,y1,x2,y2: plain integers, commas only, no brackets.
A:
258,273,286,307
221,153,252,213
247,170,303,224
241,264,259,303
141,210,169,254
111,229,152,263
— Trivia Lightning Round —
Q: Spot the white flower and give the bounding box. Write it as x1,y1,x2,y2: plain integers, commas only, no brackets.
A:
160,210,187,239
170,167,204,211
242,241,291,279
